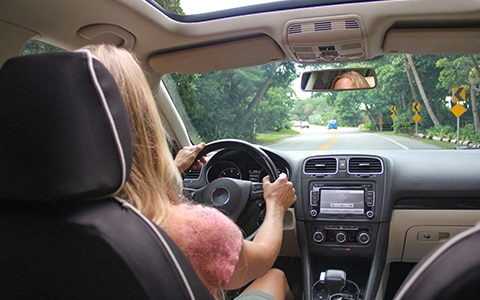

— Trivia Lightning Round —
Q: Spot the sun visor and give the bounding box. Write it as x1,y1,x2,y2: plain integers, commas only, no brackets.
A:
383,28,480,54
149,36,285,75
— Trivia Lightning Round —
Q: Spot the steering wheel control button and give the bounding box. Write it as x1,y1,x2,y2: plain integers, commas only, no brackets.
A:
357,232,371,244
211,186,230,206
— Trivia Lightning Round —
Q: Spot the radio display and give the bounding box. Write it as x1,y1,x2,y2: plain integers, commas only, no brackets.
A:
320,189,365,215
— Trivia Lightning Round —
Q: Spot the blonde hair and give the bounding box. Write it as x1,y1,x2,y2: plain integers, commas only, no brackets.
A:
333,71,370,89
83,44,183,225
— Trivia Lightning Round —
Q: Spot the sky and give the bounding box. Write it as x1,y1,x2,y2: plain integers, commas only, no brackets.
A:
180,0,279,14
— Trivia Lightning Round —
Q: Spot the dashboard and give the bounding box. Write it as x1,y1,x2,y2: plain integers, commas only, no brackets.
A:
183,146,480,300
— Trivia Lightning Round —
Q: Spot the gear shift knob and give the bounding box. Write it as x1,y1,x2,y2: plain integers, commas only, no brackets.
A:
320,269,346,294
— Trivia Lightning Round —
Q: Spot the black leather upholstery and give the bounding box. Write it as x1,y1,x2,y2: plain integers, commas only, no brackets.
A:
0,51,212,299
394,223,480,300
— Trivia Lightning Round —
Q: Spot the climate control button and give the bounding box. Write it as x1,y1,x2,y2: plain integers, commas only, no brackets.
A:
357,232,371,244
335,231,347,244
313,230,326,243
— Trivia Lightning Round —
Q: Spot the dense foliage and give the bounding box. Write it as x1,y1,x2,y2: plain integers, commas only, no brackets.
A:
170,62,297,142
294,54,480,142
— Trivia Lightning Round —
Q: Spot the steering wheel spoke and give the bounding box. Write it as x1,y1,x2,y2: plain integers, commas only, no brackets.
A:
183,139,278,238
250,182,264,201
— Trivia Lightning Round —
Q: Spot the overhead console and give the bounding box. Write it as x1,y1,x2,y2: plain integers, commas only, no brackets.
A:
284,15,367,63
296,155,387,300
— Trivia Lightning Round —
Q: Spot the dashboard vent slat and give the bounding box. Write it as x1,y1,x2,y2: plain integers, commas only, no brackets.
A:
304,157,337,174
348,157,383,174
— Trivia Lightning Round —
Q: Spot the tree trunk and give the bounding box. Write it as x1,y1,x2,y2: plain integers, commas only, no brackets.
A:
470,88,479,132
469,54,480,132
401,93,407,110
403,56,420,104
242,62,280,123
405,54,441,126
363,103,377,130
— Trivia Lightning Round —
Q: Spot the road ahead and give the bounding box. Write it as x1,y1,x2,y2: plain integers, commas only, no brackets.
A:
268,125,439,151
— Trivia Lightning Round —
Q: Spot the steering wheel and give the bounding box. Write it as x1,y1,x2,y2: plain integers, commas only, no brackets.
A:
183,139,278,239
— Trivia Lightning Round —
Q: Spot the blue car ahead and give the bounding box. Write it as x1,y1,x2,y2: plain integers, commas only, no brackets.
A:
327,119,338,129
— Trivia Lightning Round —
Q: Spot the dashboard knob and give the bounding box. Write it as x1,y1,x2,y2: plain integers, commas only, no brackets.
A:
357,232,371,245
310,209,318,217
366,210,374,219
313,230,326,243
335,231,347,244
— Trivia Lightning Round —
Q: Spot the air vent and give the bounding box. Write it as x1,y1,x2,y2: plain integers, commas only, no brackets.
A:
304,157,337,174
289,24,302,34
345,19,359,29
288,19,359,35
314,21,332,31
286,16,365,63
348,157,383,174
183,167,202,179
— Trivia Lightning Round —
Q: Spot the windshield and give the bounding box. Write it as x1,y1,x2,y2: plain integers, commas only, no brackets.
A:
165,53,480,151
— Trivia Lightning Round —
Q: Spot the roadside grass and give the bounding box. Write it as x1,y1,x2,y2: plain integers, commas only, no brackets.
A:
256,129,299,145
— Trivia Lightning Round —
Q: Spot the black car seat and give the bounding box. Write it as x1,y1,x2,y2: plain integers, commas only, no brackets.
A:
0,51,213,300
393,222,480,300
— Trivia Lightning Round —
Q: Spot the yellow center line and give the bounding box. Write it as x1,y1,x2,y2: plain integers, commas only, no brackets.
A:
317,132,339,150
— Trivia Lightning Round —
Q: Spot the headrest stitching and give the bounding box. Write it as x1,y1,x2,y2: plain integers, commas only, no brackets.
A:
81,49,128,194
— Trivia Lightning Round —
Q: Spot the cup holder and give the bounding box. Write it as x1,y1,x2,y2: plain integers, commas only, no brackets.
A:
311,269,361,300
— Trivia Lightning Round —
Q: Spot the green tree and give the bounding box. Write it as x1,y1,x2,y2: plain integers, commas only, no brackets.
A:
437,55,480,132
21,40,63,55
152,0,184,14
172,62,297,142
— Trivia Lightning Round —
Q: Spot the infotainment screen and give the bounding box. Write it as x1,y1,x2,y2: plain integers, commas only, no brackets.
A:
320,189,365,215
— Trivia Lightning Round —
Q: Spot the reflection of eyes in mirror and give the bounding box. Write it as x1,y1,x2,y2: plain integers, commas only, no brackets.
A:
332,71,370,90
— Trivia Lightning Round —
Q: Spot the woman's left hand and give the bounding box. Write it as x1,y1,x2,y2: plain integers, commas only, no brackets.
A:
174,142,206,173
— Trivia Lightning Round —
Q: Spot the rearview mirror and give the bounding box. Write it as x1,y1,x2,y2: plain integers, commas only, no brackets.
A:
301,68,377,91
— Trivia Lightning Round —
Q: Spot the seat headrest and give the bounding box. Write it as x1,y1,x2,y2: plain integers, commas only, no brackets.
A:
0,51,132,202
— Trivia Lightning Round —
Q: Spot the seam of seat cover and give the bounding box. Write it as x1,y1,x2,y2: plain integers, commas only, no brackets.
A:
114,197,196,300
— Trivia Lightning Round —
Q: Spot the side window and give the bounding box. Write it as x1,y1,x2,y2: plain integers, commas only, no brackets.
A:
21,39,64,55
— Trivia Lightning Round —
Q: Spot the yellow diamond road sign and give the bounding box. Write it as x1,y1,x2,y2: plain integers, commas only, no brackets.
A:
413,113,422,123
391,113,397,120
451,103,467,118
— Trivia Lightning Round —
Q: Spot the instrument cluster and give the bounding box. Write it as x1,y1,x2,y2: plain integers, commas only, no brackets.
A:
205,150,290,183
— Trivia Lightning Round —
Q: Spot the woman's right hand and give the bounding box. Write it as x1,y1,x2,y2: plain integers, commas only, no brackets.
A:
262,173,296,213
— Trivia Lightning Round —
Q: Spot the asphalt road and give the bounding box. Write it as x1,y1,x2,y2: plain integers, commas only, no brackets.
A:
268,125,440,151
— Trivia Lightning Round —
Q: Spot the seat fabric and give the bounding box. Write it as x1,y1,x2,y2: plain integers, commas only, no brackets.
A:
0,51,212,300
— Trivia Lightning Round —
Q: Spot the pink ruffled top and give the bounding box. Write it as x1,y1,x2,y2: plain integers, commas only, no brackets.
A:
164,203,243,296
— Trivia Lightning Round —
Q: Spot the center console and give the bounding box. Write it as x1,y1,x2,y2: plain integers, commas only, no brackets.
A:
297,155,388,300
